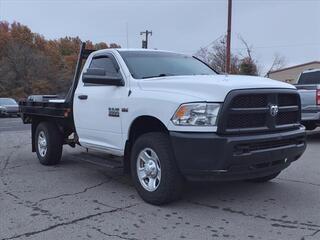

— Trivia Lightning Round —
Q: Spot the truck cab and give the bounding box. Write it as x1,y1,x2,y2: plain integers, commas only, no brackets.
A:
295,69,320,130
20,44,306,205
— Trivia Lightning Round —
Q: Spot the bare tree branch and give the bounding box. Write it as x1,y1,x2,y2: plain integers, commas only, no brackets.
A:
267,53,286,74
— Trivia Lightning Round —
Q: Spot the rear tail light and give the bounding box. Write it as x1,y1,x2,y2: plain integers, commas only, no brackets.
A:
317,89,320,105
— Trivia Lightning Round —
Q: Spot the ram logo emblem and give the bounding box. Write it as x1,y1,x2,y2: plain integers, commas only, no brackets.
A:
269,104,279,117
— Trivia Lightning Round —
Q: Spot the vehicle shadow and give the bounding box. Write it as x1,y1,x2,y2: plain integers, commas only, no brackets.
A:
306,129,320,143
60,146,318,212
184,180,279,199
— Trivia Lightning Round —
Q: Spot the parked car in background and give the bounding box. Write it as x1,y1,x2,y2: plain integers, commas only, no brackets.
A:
295,69,320,130
0,98,19,117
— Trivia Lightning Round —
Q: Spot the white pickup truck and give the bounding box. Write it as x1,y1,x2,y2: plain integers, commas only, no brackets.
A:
20,43,306,205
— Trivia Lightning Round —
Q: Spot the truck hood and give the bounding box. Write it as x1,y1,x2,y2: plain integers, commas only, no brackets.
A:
138,75,295,102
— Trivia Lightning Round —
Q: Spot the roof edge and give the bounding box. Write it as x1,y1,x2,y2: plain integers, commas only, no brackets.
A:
268,61,320,74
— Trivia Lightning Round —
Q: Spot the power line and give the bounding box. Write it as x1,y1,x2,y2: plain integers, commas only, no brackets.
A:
232,42,320,50
188,42,320,55
126,22,129,48
1,0,317,1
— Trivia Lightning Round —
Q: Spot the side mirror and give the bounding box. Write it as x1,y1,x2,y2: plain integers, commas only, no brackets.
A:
82,68,124,86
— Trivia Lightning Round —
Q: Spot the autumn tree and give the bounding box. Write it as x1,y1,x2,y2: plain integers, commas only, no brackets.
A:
0,21,121,99
239,57,258,76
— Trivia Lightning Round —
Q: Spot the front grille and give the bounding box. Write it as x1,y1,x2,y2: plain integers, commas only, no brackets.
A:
227,113,266,129
231,94,268,108
234,137,305,155
278,94,298,106
276,111,298,125
4,106,19,113
250,159,286,170
219,89,301,134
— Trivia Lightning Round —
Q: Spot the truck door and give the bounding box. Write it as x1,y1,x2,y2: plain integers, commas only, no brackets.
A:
73,53,127,155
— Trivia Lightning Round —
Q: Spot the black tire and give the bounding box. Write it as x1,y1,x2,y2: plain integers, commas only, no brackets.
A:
35,122,63,165
303,122,317,131
246,172,280,183
130,132,184,205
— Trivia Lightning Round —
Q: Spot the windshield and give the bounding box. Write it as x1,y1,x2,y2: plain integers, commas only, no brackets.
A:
0,98,17,105
298,71,320,85
118,51,216,79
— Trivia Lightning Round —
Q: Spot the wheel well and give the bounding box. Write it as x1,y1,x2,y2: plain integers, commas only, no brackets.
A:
124,116,169,173
128,116,168,143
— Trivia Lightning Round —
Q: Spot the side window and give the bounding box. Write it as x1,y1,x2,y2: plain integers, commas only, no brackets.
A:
89,56,119,77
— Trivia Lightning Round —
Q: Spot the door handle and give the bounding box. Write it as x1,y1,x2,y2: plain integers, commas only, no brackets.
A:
78,95,88,100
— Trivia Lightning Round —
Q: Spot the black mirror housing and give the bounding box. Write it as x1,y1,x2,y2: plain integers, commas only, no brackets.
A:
85,68,106,76
82,68,124,86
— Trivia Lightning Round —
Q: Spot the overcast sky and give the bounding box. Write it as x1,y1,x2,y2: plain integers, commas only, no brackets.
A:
1,0,319,72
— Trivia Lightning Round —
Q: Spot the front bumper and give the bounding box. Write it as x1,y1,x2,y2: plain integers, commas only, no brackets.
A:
0,110,7,116
301,109,320,123
0,109,19,117
170,126,306,181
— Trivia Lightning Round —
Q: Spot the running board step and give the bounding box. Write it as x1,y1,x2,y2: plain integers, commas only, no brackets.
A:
74,149,123,169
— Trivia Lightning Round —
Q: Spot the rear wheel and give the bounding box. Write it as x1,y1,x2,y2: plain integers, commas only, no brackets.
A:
35,122,63,165
246,172,280,183
131,132,184,205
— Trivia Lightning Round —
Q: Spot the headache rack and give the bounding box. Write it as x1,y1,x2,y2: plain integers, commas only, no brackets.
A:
19,43,95,122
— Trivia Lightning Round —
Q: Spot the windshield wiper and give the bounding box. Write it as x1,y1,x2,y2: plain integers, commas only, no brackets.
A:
142,74,172,79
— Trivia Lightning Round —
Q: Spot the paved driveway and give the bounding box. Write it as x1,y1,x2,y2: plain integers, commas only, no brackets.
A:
1,119,319,240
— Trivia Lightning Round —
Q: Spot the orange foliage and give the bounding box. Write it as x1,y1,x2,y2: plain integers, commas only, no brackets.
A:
0,21,120,99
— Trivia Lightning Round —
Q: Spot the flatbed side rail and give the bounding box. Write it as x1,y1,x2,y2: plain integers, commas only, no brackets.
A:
20,100,70,108
20,106,71,119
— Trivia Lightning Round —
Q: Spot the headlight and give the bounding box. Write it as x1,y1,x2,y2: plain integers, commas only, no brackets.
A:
171,103,220,126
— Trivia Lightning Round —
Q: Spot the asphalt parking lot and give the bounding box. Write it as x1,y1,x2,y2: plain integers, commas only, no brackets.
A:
1,118,320,240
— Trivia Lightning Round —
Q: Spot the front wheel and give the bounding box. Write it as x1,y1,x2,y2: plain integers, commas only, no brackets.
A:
35,122,63,165
246,172,280,183
131,132,184,205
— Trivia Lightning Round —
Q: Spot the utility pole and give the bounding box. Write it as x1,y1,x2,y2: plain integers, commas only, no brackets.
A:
226,0,232,74
126,22,129,48
140,30,152,49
